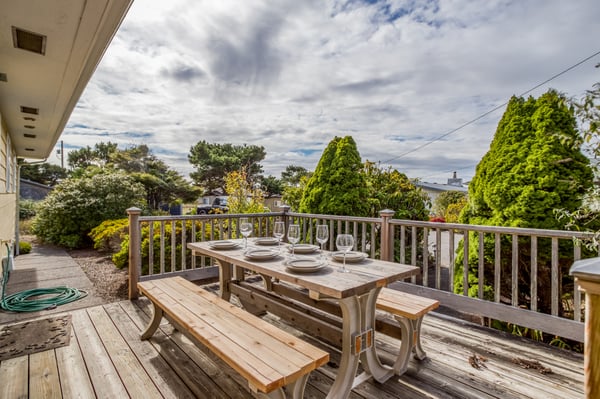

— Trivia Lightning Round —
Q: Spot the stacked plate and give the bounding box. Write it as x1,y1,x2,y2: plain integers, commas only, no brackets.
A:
254,237,279,246
208,240,239,250
289,244,320,254
285,258,327,273
243,248,280,260
331,251,367,263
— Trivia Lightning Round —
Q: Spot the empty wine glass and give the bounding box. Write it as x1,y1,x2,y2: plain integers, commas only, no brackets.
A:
316,224,329,261
287,224,300,258
273,221,285,252
335,234,354,273
239,218,252,250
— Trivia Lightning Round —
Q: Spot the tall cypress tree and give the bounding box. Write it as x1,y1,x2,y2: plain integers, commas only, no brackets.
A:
299,136,369,216
457,89,593,314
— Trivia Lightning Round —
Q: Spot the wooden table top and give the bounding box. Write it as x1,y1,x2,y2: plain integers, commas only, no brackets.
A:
188,240,419,300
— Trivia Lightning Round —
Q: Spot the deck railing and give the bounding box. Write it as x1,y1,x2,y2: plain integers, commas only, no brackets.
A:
127,207,595,342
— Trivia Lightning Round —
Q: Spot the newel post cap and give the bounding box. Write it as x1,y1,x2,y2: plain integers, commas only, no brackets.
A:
570,257,600,283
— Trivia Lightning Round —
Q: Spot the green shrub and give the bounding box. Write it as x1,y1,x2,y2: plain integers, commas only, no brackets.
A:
19,241,32,254
89,218,129,252
19,199,38,220
32,171,146,248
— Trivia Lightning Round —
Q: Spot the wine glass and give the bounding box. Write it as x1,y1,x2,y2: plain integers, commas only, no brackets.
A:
316,224,329,261
287,224,300,258
335,234,354,273
239,218,252,250
273,221,285,252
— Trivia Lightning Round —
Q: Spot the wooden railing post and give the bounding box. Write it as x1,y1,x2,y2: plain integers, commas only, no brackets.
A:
379,209,395,262
570,258,600,399
127,207,142,300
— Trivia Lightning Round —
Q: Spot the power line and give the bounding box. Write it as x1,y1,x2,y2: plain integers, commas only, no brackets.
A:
382,49,600,164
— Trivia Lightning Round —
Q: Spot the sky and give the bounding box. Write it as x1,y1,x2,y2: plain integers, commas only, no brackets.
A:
59,0,600,184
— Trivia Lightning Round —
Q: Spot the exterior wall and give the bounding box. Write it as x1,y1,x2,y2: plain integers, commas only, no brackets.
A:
0,113,17,242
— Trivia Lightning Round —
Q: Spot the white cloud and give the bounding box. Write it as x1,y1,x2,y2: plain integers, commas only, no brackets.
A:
62,0,600,183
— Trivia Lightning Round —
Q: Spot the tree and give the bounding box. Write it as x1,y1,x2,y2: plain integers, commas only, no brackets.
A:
32,170,146,248
282,175,310,211
456,89,594,313
281,165,310,186
432,191,467,219
20,162,68,186
224,168,267,214
188,141,266,192
362,161,430,220
299,136,369,216
260,175,284,196
67,142,118,169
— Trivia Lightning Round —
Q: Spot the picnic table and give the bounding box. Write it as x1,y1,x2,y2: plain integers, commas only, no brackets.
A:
188,239,420,399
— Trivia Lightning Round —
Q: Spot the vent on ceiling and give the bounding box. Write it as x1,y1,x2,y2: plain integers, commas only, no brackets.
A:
23,116,36,121
12,26,46,55
20,106,38,115
24,133,36,139
25,148,35,152
0,73,7,82
24,125,35,129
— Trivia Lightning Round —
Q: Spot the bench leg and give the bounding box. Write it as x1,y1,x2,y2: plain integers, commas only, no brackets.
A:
140,302,163,340
391,316,414,375
391,315,428,375
261,374,309,399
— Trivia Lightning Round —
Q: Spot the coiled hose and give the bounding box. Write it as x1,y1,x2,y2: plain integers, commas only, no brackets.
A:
1,243,88,312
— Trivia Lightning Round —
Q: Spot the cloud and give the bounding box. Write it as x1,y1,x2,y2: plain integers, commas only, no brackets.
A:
60,0,600,184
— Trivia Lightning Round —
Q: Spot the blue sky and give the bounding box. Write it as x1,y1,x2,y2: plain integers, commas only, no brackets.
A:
60,0,600,184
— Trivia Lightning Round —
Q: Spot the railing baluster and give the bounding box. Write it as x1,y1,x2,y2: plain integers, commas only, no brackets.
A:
463,232,469,296
191,220,196,269
478,232,484,300
171,220,176,273
422,227,429,287
448,229,455,292
551,237,559,316
148,221,154,276
435,228,441,289
574,244,582,322
160,221,165,275
181,219,187,271
531,236,538,311
511,234,519,307
494,233,500,303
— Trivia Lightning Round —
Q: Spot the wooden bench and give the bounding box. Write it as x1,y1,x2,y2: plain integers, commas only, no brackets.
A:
376,288,440,375
138,276,329,399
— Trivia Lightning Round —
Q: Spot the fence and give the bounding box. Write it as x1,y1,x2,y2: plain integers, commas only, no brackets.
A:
127,207,595,342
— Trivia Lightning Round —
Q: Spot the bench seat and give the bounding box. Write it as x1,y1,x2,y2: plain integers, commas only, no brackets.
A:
138,276,329,399
376,288,440,375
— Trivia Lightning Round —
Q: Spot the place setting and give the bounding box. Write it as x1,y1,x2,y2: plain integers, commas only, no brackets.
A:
284,223,330,274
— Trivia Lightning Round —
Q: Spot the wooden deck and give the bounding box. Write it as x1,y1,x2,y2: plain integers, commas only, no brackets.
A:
0,295,584,399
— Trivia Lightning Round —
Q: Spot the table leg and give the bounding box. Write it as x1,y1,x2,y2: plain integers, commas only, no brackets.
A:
327,287,395,399
217,260,233,301
327,295,362,399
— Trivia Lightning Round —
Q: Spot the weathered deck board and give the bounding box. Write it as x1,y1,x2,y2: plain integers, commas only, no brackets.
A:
0,297,584,398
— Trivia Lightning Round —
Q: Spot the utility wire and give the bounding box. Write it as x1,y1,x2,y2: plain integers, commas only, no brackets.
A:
382,49,600,164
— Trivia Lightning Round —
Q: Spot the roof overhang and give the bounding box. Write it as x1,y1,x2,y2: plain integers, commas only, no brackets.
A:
0,0,133,159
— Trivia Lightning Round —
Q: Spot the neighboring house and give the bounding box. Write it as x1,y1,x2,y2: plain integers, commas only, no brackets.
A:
415,172,468,206
0,1,133,246
19,179,52,201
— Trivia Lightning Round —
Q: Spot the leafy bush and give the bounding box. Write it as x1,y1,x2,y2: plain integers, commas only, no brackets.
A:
32,171,146,248
89,218,129,252
19,199,38,220
19,241,32,254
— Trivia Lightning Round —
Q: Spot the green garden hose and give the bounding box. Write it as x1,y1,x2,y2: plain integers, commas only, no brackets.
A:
1,243,88,312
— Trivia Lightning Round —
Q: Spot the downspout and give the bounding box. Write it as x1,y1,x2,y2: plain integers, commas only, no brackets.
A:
15,158,47,255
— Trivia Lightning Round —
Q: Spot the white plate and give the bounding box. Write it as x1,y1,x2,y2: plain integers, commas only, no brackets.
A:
288,244,320,254
254,237,279,246
208,240,239,250
331,251,367,263
244,248,280,260
285,258,327,273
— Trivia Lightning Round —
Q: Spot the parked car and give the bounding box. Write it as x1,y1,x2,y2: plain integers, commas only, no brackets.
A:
196,197,229,214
